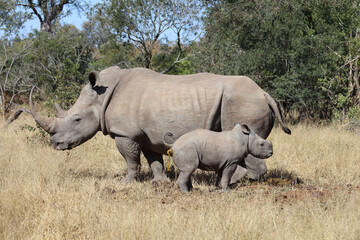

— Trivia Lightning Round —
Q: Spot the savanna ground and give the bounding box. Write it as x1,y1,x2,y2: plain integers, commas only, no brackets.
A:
0,115,360,239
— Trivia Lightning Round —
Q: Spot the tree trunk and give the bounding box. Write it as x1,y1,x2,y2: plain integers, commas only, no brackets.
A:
353,60,360,104
40,21,52,32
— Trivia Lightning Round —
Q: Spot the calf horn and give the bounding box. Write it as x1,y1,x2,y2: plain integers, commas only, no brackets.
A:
29,86,55,134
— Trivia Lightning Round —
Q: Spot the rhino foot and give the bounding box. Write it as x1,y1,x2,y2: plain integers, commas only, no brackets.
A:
217,188,229,193
150,174,169,183
120,177,137,185
230,165,248,184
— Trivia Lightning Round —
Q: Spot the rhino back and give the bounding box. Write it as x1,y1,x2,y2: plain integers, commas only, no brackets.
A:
104,68,271,153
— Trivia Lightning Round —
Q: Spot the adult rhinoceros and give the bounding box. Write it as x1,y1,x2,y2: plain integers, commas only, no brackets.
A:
30,66,291,183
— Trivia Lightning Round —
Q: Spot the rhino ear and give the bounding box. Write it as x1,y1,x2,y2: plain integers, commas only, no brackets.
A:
89,71,100,87
240,124,251,135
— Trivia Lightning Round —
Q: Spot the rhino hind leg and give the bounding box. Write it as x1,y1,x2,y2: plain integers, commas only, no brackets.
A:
220,164,238,191
142,150,168,182
115,137,141,183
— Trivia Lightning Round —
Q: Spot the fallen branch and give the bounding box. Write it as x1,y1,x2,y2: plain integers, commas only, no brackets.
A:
2,108,32,128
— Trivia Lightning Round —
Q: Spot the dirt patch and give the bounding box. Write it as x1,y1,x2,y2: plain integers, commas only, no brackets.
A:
273,186,333,204
229,169,360,204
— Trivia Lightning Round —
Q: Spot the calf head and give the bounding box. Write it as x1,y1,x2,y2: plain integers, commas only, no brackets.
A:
30,72,102,150
238,124,273,159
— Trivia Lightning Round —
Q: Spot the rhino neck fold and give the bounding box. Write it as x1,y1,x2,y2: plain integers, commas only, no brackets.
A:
100,79,121,135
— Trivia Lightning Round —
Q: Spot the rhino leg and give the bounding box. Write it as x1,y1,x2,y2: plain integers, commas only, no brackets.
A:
115,137,141,183
142,150,168,182
220,163,238,191
244,155,267,180
177,171,193,192
230,156,267,184
230,165,248,184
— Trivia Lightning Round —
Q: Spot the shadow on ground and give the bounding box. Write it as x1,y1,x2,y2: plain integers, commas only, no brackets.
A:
65,166,304,189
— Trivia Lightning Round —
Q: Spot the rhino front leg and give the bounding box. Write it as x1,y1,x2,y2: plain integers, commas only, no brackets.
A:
115,136,141,183
230,164,248,184
142,150,168,182
244,155,267,180
230,155,267,184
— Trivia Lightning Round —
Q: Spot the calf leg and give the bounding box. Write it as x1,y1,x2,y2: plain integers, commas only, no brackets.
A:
115,137,141,183
177,171,193,192
220,164,238,191
172,146,198,192
215,171,222,188
142,150,168,182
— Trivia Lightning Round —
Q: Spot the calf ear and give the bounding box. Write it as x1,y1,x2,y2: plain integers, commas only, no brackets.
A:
89,71,100,87
240,124,251,135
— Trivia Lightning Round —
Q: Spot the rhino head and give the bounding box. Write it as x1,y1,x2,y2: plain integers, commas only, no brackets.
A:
30,71,103,150
237,124,273,159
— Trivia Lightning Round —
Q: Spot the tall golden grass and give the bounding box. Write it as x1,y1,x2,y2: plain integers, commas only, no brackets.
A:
1,115,359,239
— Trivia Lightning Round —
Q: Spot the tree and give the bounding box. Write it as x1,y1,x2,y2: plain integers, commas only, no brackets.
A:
195,0,360,120
94,0,201,71
0,0,28,36
325,0,360,117
15,0,86,32
28,25,95,108
0,38,34,119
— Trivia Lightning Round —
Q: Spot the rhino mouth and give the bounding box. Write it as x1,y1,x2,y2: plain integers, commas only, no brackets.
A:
263,151,273,159
51,139,81,151
254,151,273,159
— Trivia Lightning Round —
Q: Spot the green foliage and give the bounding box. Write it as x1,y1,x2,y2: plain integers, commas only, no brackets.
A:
0,37,34,119
348,106,360,121
94,0,201,71
151,44,195,75
20,123,49,145
195,0,360,120
27,25,94,108
0,0,28,36
2,0,360,122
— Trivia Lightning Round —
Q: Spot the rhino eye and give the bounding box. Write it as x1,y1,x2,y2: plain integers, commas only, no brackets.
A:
72,115,81,123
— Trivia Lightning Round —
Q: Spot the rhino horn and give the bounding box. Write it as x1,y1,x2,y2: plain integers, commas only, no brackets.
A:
29,86,55,134
54,102,66,118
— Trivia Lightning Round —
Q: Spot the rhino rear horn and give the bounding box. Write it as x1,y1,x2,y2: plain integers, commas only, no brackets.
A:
54,102,66,118
29,86,55,134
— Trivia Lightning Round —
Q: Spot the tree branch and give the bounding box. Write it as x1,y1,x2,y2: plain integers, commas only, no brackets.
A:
2,108,32,128
21,0,44,23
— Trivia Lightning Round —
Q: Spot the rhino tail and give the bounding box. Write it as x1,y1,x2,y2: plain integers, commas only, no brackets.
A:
264,92,291,135
162,132,175,148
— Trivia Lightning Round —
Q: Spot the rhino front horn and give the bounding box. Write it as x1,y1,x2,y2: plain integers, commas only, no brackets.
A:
29,86,55,134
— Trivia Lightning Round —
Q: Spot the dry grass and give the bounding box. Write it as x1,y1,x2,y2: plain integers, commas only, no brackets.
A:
1,115,360,239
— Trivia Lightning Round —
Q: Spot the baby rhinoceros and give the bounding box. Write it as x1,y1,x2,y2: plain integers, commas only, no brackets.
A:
163,124,273,192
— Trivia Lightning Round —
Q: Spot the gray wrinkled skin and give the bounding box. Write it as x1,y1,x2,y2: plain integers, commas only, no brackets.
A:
163,124,273,192
30,66,290,183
